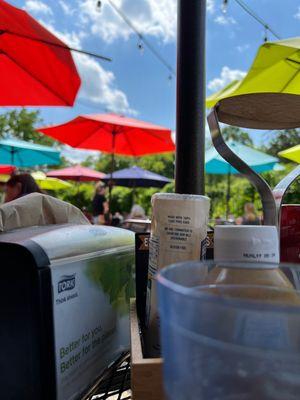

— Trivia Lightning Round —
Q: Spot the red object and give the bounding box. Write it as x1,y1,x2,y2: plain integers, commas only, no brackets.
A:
0,164,16,174
46,165,105,182
0,0,80,105
37,113,175,156
280,204,300,263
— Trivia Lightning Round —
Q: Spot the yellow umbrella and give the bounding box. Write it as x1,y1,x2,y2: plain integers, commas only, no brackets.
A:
31,171,73,191
0,174,10,183
206,37,300,129
278,144,300,163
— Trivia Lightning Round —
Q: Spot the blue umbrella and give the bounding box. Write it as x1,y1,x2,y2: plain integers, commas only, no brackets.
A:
0,138,61,167
101,165,172,188
205,140,279,217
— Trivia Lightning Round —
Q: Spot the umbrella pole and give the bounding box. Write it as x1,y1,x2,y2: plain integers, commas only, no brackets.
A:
175,0,206,194
226,171,231,219
132,183,136,204
109,132,116,211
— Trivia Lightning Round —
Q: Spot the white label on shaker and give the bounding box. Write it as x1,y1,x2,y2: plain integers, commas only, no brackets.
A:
144,194,210,357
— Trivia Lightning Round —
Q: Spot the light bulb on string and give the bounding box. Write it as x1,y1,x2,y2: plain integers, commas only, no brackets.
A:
263,26,268,42
222,0,228,14
96,1,102,12
137,40,144,55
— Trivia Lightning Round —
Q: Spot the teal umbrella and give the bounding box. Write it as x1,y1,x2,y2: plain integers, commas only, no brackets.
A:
205,140,279,217
0,138,60,167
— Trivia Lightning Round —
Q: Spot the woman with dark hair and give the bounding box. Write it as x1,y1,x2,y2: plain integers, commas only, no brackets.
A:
5,173,41,203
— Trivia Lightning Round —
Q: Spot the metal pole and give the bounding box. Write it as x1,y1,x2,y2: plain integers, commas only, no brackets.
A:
109,132,116,210
207,108,277,226
175,0,206,194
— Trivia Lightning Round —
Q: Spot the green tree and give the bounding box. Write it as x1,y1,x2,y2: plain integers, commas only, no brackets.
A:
56,183,95,210
90,152,175,178
89,152,174,214
221,126,253,146
139,153,174,178
0,109,56,146
263,129,300,159
93,154,133,173
262,164,300,205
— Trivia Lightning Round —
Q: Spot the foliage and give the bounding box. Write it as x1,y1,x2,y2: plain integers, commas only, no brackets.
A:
93,154,132,173
221,126,253,146
55,183,95,211
262,129,300,160
2,109,300,221
57,161,300,221
81,152,175,215
262,163,300,205
138,153,174,178
90,152,175,179
0,109,56,146
109,186,133,215
0,109,70,170
134,187,158,215
109,187,162,216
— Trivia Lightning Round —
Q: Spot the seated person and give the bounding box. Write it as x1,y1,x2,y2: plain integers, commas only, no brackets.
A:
241,202,261,225
5,173,41,203
123,204,149,233
111,211,124,227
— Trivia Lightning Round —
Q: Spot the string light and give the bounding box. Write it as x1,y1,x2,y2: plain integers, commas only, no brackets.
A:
137,36,144,54
104,0,176,77
230,0,281,40
137,43,144,54
96,1,102,11
263,26,268,42
222,0,228,14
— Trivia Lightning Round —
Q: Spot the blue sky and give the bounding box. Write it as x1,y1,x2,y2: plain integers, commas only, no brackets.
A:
5,0,300,157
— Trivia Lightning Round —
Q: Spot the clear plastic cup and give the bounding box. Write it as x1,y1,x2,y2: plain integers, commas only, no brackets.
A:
157,261,300,400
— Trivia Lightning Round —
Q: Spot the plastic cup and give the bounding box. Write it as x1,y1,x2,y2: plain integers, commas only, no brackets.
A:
157,261,300,400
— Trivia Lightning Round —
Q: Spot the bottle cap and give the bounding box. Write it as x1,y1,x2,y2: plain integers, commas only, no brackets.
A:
214,225,279,266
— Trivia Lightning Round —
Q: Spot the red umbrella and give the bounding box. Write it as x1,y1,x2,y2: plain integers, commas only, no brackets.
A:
38,113,175,155
0,164,16,174
47,165,105,182
38,113,174,205
0,0,80,106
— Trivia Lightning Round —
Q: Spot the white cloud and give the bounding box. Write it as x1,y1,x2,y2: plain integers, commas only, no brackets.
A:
61,146,99,163
79,0,215,44
75,54,137,115
59,0,75,16
79,0,176,43
237,44,250,53
294,6,300,19
24,0,53,15
214,15,236,25
208,66,246,91
207,0,215,14
38,20,136,115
